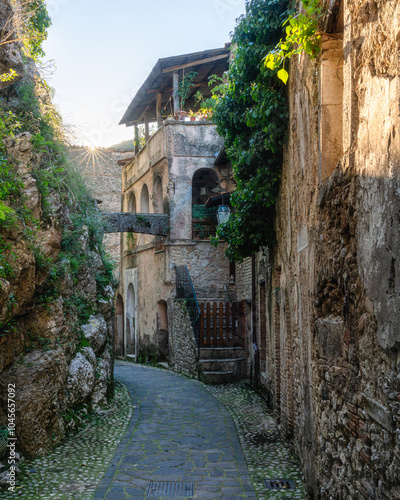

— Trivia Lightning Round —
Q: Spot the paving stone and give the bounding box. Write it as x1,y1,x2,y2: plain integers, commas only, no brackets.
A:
206,382,307,499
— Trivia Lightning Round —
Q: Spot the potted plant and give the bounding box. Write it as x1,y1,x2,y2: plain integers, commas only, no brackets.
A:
187,109,197,121
176,71,197,120
194,89,214,121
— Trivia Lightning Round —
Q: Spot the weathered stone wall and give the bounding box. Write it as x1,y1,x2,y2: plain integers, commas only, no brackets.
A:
169,300,198,378
253,1,400,498
170,242,230,299
234,257,252,301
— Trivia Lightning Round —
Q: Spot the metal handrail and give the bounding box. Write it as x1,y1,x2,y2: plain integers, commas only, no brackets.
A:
175,265,201,345
184,265,200,318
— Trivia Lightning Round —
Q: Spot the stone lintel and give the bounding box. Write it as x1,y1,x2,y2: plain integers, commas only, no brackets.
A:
102,212,169,236
362,394,394,432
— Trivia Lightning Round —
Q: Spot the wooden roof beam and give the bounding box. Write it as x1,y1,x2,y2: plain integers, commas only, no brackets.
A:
161,54,228,73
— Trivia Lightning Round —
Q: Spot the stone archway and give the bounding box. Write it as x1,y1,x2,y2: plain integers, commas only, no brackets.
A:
126,284,136,356
128,192,136,213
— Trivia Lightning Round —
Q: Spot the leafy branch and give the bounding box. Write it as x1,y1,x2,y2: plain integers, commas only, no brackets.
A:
264,0,323,84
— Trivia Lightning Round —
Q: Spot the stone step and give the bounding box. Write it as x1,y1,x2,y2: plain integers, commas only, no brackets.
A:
198,347,246,360
195,296,230,302
200,371,235,385
199,357,247,383
199,358,246,372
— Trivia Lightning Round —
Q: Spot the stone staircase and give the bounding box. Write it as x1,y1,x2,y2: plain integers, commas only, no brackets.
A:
198,347,247,384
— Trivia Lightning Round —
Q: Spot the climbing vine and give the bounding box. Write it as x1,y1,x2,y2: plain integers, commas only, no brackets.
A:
264,0,323,83
209,0,289,261
208,0,324,261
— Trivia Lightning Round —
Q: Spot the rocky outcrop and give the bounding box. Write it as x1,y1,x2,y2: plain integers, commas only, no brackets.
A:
0,350,68,456
81,315,108,354
0,1,115,458
66,349,96,406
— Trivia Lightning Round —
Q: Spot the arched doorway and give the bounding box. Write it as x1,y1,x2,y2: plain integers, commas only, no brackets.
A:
128,192,136,213
140,184,150,213
115,295,124,356
192,169,219,240
157,300,169,361
126,284,136,356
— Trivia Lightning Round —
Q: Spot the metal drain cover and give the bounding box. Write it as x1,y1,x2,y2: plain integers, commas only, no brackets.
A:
264,478,296,491
146,481,194,497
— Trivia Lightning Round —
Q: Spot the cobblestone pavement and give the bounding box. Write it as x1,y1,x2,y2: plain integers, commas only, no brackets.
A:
3,362,307,500
1,380,133,500
205,385,307,500
94,363,257,499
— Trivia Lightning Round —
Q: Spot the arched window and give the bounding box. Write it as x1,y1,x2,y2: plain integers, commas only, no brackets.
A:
192,169,219,206
140,184,150,213
153,176,163,214
128,192,136,213
192,169,219,240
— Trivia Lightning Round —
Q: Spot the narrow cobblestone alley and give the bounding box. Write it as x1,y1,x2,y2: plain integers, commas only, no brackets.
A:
3,362,306,500
93,363,306,500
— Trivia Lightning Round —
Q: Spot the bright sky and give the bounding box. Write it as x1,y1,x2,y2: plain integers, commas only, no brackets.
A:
42,0,246,148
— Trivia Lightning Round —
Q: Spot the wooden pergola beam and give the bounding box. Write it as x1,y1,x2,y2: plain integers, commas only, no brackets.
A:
173,72,179,115
156,93,162,128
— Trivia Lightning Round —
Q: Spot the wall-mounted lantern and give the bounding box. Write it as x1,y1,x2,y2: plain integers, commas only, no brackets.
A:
217,205,231,225
212,180,231,225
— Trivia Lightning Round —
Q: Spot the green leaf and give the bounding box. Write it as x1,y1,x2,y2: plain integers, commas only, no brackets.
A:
277,68,289,84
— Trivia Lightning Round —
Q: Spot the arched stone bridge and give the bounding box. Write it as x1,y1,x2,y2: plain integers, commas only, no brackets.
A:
102,212,169,236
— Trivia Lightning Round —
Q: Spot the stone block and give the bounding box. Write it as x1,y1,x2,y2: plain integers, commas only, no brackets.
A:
362,394,394,432
315,315,344,360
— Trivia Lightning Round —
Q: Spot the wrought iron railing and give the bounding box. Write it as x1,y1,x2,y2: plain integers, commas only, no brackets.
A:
175,265,201,342
192,219,216,240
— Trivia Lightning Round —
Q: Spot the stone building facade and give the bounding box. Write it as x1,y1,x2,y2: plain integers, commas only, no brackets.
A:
115,47,241,363
233,1,400,498
117,120,233,361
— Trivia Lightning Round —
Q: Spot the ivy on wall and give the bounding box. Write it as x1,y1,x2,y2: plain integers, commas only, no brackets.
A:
210,0,289,261
209,0,323,261
265,0,323,83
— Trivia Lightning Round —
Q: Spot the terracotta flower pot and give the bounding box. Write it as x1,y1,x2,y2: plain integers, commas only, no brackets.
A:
175,111,187,121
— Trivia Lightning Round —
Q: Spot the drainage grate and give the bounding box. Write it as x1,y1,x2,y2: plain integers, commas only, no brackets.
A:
146,482,194,497
263,479,296,491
